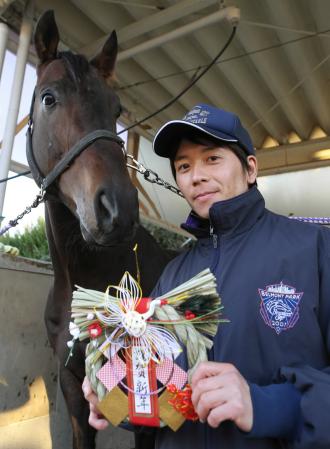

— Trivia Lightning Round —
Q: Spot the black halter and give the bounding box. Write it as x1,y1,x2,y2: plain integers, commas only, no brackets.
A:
26,89,125,196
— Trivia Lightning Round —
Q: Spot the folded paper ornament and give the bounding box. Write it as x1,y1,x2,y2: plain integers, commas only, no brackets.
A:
68,268,225,430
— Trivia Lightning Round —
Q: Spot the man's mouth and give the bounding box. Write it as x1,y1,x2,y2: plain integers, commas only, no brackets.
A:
194,191,217,201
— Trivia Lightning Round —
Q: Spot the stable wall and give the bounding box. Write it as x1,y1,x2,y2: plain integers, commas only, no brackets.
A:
0,253,133,449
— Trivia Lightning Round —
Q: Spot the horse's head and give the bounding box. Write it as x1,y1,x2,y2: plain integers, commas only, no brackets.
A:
30,11,139,246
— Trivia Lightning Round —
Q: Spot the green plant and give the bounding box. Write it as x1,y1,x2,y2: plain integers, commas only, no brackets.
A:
141,218,191,251
0,217,50,261
0,217,191,261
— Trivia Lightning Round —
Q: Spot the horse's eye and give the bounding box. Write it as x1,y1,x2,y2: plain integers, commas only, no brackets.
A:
42,93,56,107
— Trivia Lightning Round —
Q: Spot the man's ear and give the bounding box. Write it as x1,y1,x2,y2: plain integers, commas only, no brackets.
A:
34,10,59,64
247,155,258,184
90,31,118,79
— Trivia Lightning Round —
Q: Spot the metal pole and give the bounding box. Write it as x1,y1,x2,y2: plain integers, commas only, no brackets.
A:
0,22,8,82
117,6,240,62
0,0,34,219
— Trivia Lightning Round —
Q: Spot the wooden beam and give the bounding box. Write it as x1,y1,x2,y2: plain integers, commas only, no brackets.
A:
0,114,29,150
127,130,161,219
257,136,330,176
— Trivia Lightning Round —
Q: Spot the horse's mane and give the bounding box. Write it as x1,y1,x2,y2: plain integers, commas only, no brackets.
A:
58,51,91,85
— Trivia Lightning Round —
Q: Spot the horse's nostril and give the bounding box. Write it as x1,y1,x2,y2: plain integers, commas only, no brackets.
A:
100,194,111,213
97,192,118,226
96,189,138,237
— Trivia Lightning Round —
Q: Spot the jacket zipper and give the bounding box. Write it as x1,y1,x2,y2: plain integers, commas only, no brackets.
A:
210,225,218,248
210,223,222,278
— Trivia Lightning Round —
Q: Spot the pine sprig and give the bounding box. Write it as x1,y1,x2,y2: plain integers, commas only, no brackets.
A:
153,269,223,337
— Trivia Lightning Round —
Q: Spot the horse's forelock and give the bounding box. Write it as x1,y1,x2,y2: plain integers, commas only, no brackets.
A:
58,51,91,86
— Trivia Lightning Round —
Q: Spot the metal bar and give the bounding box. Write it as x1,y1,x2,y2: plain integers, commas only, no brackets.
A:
97,0,160,10
81,0,219,58
0,22,8,82
117,6,239,61
0,0,34,218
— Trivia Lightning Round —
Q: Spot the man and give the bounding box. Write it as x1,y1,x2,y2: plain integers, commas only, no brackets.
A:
83,104,330,448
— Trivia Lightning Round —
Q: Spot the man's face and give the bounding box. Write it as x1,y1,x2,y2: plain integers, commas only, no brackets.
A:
174,140,257,219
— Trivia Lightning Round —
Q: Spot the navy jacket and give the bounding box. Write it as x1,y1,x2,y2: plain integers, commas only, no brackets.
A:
152,186,330,449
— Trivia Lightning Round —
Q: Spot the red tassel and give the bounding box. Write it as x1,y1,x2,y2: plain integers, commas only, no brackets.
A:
166,384,198,421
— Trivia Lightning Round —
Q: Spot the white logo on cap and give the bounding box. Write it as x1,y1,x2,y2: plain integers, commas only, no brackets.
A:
185,107,201,117
183,107,210,125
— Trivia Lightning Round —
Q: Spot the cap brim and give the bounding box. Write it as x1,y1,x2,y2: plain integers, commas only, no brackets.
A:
153,120,238,158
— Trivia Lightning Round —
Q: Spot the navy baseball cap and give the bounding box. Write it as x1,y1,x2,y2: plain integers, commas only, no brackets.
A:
153,104,255,158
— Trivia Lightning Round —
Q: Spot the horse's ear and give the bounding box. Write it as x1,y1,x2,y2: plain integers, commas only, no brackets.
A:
90,31,118,79
34,10,59,64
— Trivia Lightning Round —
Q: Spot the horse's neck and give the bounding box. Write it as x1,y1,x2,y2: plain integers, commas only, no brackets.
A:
45,200,136,290
45,200,81,273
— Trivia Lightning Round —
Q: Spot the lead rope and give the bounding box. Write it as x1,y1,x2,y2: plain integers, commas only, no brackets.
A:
126,154,183,197
2,167,330,236
0,155,181,236
0,187,45,236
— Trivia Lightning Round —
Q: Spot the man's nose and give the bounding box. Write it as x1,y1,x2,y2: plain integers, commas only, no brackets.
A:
191,163,209,185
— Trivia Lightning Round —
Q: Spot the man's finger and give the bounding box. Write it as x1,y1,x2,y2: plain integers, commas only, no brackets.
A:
193,388,226,422
88,409,109,430
191,362,235,388
206,402,235,428
82,376,93,398
193,369,246,401
83,376,109,430
191,373,225,407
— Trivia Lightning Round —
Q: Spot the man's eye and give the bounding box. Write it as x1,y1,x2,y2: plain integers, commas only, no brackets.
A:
177,163,189,172
208,156,220,162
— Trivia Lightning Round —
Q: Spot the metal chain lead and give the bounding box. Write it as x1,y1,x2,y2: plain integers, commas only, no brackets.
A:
0,188,45,236
3,153,328,237
0,156,182,237
126,154,183,197
127,153,330,222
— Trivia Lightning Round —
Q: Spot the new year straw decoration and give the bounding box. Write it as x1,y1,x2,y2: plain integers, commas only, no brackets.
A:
68,268,226,400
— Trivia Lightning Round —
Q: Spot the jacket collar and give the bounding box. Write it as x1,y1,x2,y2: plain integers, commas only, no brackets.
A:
181,186,265,238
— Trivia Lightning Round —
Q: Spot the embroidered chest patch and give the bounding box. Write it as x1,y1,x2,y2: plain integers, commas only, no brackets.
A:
258,282,304,335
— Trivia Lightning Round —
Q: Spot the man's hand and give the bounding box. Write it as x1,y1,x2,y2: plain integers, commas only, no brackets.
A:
191,362,253,432
82,376,109,430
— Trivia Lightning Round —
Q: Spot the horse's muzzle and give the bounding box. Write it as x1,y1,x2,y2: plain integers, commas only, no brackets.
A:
79,187,139,246
80,219,139,247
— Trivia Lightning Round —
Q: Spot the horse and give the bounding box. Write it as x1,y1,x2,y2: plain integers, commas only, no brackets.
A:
28,10,172,449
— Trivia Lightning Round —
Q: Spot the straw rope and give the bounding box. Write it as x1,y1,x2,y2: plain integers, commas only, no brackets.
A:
154,304,211,381
85,337,107,401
